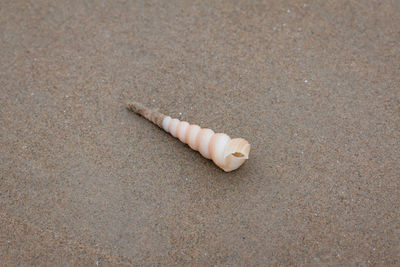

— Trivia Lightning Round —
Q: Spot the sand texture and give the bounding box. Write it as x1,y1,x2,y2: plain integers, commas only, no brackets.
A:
1,0,399,265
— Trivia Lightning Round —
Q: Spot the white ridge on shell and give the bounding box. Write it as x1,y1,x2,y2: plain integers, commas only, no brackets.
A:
161,117,250,172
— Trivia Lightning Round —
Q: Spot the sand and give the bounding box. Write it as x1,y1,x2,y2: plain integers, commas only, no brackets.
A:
1,0,399,265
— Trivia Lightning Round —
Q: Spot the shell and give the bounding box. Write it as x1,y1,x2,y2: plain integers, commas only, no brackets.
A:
127,102,250,172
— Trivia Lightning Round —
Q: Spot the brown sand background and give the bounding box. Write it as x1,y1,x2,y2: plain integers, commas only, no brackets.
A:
1,0,399,265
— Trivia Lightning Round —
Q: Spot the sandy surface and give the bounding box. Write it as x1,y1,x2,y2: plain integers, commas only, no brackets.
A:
1,0,399,265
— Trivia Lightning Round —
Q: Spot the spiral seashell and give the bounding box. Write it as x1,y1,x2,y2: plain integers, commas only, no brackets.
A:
127,101,250,172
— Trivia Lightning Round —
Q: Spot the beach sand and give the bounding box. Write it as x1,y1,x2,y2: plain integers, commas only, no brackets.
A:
1,1,399,265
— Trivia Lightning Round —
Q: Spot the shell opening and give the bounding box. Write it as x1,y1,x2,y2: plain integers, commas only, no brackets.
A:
232,152,245,157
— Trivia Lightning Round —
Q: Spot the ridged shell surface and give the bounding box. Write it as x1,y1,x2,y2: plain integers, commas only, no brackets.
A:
162,116,250,172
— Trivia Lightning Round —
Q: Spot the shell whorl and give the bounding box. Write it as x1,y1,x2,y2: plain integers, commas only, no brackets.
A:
127,102,250,172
